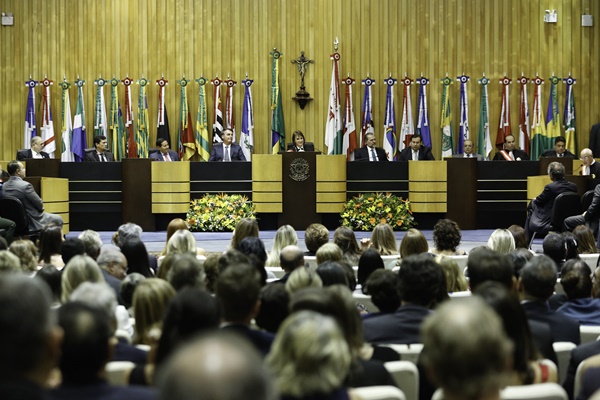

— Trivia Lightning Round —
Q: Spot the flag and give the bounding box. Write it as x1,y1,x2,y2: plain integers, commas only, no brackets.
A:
39,78,56,157
270,48,285,154
156,77,171,147
477,76,492,159
518,75,531,156
109,78,125,161
136,77,150,158
59,79,74,162
542,75,562,160
563,75,577,155
496,76,512,149
399,76,415,152
24,78,38,150
240,77,255,161
177,77,196,161
195,77,211,162
122,77,137,158
360,77,375,149
383,77,398,161
93,77,109,147
211,77,223,144
416,77,432,148
72,78,87,162
342,76,357,161
225,78,236,142
325,51,343,155
456,75,470,154
529,76,547,160
440,76,454,158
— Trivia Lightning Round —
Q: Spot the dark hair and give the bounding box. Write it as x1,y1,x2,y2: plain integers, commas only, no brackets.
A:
573,225,599,254
562,232,580,261
507,225,528,249
357,248,384,287
93,135,107,145
411,135,423,143
255,283,289,334
467,247,514,291
216,263,261,322
203,254,220,293
509,248,533,278
291,130,305,142
520,255,558,300
237,237,268,286
119,273,146,309
542,233,566,265
333,226,361,258
560,259,592,300
121,239,153,277
316,261,348,287
35,264,62,302
400,228,429,257
156,137,168,147
167,254,205,291
398,254,444,307
37,224,63,264
7,160,20,176
433,219,461,252
231,218,259,249
60,238,86,266
365,269,400,312
555,136,566,145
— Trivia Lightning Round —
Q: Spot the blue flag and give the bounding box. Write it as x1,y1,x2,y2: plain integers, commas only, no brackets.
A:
24,79,38,150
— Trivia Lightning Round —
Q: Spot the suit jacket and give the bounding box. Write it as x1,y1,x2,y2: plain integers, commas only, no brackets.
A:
16,149,49,161
451,153,484,160
581,161,600,177
2,176,46,230
528,319,558,365
590,123,600,158
584,184,600,225
354,146,388,161
84,150,115,162
286,142,315,152
149,149,179,161
220,323,274,356
208,143,246,162
557,298,600,325
541,149,576,159
522,300,580,344
362,304,432,344
493,148,530,160
563,341,600,399
398,146,435,161
48,380,157,400
528,179,578,233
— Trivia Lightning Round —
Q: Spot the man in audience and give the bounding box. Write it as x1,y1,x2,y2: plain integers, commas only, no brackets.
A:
60,238,86,266
493,134,530,160
84,135,114,162
157,332,275,400
467,247,515,291
2,160,63,230
48,301,155,400
518,255,581,344
168,253,206,291
354,132,388,162
278,245,305,283
398,134,435,161
556,260,600,325
362,253,444,343
17,136,50,160
96,248,128,303
0,275,62,400
564,339,600,398
78,230,103,260
541,136,576,158
304,223,329,256
542,233,567,270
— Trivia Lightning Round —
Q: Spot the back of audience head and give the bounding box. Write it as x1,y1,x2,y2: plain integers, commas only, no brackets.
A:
421,297,512,400
305,223,329,254
487,228,516,254
333,226,361,256
433,219,462,253
507,225,528,249
316,261,349,287
120,238,153,277
365,269,401,312
38,224,63,264
157,332,274,400
133,278,176,345
573,225,599,254
266,225,297,267
285,267,322,295
279,245,305,274
69,281,118,334
97,247,128,280
398,254,445,308
60,237,86,265
166,229,197,255
202,253,220,293
216,262,262,324
370,222,398,255
357,248,385,287
231,218,259,250
518,255,558,301
315,242,343,265
560,259,592,300
36,264,62,303
255,283,289,334
542,233,566,265
114,222,142,247
162,218,189,255
0,250,20,275
237,236,268,267
120,272,146,309
467,247,514,291
562,231,580,261
167,253,206,291
78,229,103,259
61,255,105,303
9,239,37,273
509,248,533,279
400,228,429,258
435,255,468,293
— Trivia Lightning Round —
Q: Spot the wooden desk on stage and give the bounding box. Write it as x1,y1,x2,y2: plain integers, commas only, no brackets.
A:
25,176,70,234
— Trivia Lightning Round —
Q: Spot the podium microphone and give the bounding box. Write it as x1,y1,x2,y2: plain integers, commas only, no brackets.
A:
574,164,584,175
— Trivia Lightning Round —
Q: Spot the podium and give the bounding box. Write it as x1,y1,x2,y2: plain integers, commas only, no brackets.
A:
280,152,319,229
24,158,61,178
151,161,190,214
446,158,477,229
539,157,573,175
122,158,154,231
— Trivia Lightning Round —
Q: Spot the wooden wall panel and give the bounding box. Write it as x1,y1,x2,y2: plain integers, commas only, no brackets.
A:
0,0,599,162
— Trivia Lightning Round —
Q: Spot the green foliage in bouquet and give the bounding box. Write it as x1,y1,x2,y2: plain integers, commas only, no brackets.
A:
186,193,256,232
340,192,415,231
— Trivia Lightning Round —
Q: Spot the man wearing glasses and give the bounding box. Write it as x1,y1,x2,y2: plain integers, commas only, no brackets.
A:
580,148,600,177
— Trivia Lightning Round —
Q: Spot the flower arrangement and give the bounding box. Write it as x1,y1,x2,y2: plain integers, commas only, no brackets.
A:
340,192,415,231
186,193,256,232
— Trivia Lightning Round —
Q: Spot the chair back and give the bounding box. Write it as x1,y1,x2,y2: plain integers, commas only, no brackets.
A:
105,361,135,386
380,344,424,365
0,196,30,235
579,253,600,270
304,255,318,271
352,386,406,400
552,342,576,384
582,189,595,212
550,192,581,231
580,325,600,344
384,361,419,400
500,382,567,400
381,255,400,269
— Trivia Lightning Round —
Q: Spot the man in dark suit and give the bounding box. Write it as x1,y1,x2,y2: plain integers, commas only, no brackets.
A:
16,136,50,160
398,134,435,161
589,123,600,159
451,139,484,160
563,341,600,399
540,136,576,159
579,148,600,177
84,135,115,162
354,132,388,161
518,256,581,344
209,129,246,162
493,134,529,160
150,137,179,161
2,160,63,230
362,254,442,344
564,184,600,241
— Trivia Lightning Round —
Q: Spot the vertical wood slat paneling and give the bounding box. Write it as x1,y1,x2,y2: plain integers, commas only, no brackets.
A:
0,0,599,161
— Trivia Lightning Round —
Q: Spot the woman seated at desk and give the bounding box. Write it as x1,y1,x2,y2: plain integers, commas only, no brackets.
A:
287,130,315,152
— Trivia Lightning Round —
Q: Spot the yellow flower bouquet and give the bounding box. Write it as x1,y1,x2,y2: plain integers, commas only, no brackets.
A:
186,193,256,232
340,192,415,231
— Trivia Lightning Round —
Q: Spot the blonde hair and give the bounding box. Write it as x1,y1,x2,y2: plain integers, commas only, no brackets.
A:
61,255,105,303
370,223,398,256
166,229,197,255
132,278,176,344
435,255,468,292
266,225,298,267
9,239,38,272
315,243,343,265
285,268,322,295
161,218,189,256
487,229,516,255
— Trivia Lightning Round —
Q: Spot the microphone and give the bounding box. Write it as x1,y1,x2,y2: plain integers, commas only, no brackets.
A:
574,164,584,175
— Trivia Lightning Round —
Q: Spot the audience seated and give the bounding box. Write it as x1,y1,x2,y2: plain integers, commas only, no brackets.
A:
316,243,343,265
431,219,466,256
97,248,128,303
0,250,20,275
368,223,399,256
230,218,259,250
277,245,305,283
316,261,349,287
255,283,290,334
487,228,516,254
563,340,600,399
8,239,38,275
37,224,64,269
160,218,189,256
543,233,567,271
333,226,362,266
562,231,581,262
119,272,146,311
60,238,86,266
266,224,297,267
573,225,600,254
508,224,529,249
35,264,62,306
237,236,270,284
113,223,159,272
78,229,103,260
165,229,202,256
399,228,429,258
121,239,154,277
61,255,105,303
557,259,600,325
435,255,468,293
467,247,515,291
363,269,401,315
132,278,176,345
202,253,220,293
304,223,329,256
509,248,534,279
357,248,385,290
285,267,323,295
167,253,206,292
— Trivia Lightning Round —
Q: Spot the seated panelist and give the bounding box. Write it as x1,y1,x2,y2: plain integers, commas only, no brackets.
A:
452,139,484,160
354,132,388,161
84,135,115,162
540,136,575,159
16,136,50,160
398,134,435,161
492,134,529,161
287,130,315,152
150,137,179,161
208,129,246,162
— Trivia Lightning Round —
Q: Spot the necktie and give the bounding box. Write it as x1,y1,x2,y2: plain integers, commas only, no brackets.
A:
164,153,171,162
413,151,418,161
224,146,231,162
559,153,563,158
101,153,106,162
371,148,377,161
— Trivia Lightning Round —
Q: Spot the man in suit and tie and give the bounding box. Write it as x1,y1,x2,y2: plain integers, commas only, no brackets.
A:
540,136,576,159
209,129,246,162
398,134,435,161
16,136,50,160
579,148,600,177
150,138,179,162
84,135,115,162
354,133,388,161
493,134,529,160
452,139,484,160
564,183,600,243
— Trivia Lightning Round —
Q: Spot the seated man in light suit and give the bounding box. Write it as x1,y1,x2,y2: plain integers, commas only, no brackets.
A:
150,137,179,161
398,134,435,161
493,134,529,160
354,132,388,161
452,139,484,160
540,136,576,159
209,129,246,162
16,136,50,160
84,135,115,162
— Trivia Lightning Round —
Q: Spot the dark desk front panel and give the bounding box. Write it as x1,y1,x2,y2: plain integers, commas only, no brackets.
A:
346,162,409,198
190,162,253,199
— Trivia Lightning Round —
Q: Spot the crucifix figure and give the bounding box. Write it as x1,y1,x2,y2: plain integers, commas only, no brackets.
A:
291,51,314,89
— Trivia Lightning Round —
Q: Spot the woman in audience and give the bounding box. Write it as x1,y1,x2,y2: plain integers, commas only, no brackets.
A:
202,253,220,293
255,283,290,334
37,224,64,268
60,255,105,303
368,223,398,256
121,238,154,277
435,255,468,293
487,228,516,254
573,225,599,254
316,243,343,265
562,231,580,261
9,239,38,275
120,272,146,312
267,311,352,400
507,225,529,249
166,229,199,256
159,218,189,256
285,267,323,295
363,269,401,315
266,225,298,267
316,261,348,287
35,264,62,306
509,248,534,279
399,228,429,258
230,218,259,250
357,248,384,291
237,237,269,284
333,226,362,266
432,219,466,256
133,278,176,345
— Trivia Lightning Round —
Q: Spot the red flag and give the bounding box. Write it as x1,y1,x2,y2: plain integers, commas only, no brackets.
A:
122,76,137,158
496,76,512,149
